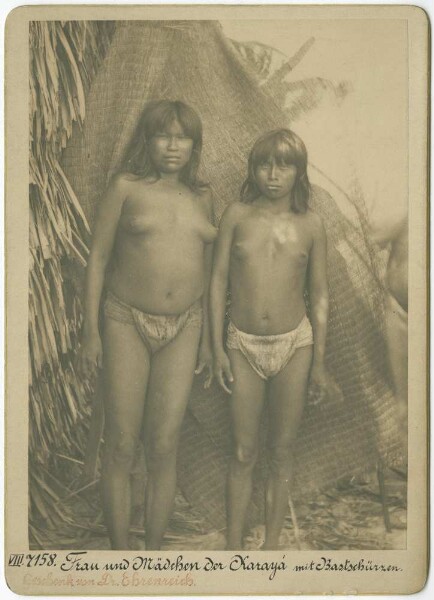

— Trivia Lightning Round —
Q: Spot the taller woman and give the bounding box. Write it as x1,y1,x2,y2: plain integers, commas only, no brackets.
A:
79,100,216,549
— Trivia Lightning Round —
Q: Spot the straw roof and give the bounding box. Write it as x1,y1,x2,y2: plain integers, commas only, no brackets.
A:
58,20,403,530
28,20,114,543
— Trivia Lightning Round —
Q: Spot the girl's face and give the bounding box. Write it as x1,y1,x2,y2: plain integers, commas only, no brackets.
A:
255,158,297,200
149,119,194,174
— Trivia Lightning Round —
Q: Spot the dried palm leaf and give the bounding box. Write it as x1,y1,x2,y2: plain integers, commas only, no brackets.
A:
29,20,115,545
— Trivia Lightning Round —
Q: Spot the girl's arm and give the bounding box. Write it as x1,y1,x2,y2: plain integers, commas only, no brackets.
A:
308,213,329,399
210,203,238,393
195,188,215,387
79,175,126,378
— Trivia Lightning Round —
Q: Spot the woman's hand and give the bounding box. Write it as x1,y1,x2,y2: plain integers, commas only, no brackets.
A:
308,361,328,406
213,350,233,394
195,340,214,389
78,333,103,380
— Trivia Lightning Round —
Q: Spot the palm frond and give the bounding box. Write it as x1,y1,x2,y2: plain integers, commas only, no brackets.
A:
29,20,115,546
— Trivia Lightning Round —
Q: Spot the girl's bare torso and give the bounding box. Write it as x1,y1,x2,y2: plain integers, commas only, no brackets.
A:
108,178,216,314
229,204,314,335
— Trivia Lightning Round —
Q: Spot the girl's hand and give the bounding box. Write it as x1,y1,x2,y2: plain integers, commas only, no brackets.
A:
213,350,234,394
78,333,103,380
308,361,328,406
195,341,213,389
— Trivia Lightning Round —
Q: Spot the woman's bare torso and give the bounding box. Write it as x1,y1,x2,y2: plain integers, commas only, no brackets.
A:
229,205,313,335
108,177,216,314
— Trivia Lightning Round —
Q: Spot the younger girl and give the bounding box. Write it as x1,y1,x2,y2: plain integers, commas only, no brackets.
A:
79,100,216,549
210,129,328,550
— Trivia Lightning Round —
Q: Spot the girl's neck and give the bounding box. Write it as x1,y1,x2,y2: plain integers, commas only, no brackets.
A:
258,194,292,214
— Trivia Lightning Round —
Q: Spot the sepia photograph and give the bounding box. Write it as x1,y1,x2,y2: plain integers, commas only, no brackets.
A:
4,3,429,596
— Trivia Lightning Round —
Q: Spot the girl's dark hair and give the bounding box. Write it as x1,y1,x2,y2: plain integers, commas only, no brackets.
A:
241,129,310,213
121,100,206,191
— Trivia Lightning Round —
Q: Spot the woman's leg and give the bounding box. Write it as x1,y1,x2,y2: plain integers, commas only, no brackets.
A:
264,345,313,549
101,318,151,549
226,349,266,550
143,322,201,550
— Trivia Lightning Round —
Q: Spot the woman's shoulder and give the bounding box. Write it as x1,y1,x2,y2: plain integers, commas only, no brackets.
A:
107,171,139,192
194,183,212,202
97,173,134,208
101,172,154,209
194,184,215,219
112,171,154,186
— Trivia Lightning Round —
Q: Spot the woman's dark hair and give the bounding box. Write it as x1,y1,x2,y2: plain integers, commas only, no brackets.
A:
121,100,205,191
241,129,310,213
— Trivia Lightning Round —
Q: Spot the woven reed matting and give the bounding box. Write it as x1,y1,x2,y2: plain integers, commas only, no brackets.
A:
61,21,403,530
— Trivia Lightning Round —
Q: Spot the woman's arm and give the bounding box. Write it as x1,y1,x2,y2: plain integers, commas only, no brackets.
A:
209,203,238,393
200,243,213,343
307,213,329,399
79,175,126,378
195,188,215,386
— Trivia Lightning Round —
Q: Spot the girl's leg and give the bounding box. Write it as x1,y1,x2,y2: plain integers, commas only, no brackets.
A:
101,318,150,549
226,349,266,550
143,322,201,550
264,345,313,549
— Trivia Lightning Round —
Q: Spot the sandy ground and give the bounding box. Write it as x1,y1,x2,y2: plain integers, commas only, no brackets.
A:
34,467,406,552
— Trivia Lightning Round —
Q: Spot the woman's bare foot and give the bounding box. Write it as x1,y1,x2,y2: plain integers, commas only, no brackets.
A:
129,534,146,550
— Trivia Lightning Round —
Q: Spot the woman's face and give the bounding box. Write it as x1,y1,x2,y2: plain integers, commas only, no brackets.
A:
149,119,194,174
255,158,298,200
